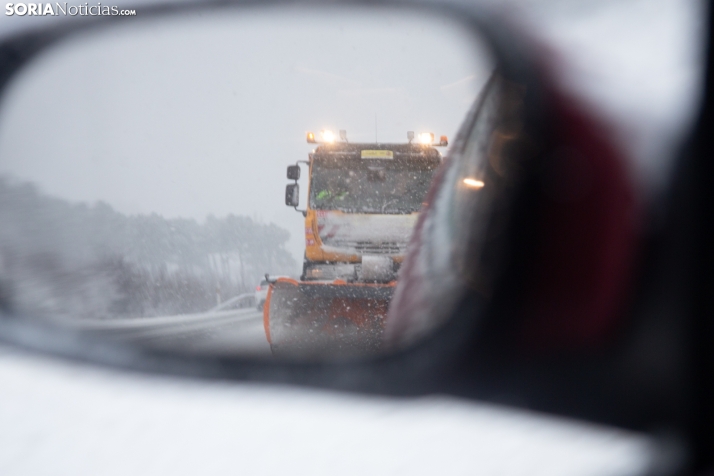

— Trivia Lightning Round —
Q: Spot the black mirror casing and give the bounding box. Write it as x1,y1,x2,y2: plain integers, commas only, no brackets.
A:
287,165,300,180
285,183,299,207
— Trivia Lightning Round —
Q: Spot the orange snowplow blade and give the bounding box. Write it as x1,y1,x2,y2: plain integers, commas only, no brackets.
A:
264,278,395,358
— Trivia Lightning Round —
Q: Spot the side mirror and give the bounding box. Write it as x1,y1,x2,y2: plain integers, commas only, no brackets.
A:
285,183,299,207
0,3,696,468
287,165,300,181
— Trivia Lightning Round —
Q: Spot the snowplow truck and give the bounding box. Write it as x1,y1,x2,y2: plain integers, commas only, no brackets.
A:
265,132,445,358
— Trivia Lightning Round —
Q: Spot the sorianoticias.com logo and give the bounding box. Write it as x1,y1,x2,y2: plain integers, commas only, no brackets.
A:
5,3,136,15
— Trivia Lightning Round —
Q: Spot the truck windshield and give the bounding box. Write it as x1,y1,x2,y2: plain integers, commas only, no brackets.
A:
309,158,439,214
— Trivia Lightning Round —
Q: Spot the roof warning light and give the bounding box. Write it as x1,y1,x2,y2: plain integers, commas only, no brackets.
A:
418,132,434,145
321,130,335,143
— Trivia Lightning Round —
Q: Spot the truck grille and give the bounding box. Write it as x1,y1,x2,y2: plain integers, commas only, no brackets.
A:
327,240,405,255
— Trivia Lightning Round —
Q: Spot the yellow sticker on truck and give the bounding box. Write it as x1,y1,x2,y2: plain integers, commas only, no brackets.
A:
361,150,393,159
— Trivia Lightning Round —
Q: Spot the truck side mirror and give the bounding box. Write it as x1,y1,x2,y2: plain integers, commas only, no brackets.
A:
285,183,299,207
287,165,300,180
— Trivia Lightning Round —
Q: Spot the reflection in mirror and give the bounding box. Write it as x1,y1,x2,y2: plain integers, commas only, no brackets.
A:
386,75,528,350
0,6,493,359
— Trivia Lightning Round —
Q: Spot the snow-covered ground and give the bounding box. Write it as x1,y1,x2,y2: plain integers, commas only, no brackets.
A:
0,345,654,476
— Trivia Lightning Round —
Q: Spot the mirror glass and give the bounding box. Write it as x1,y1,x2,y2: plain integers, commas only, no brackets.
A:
0,6,494,358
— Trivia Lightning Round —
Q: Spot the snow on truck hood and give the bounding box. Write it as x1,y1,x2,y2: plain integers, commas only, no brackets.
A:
316,211,418,255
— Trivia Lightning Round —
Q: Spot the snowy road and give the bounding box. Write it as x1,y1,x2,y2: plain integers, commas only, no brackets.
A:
134,309,271,356
56,307,272,357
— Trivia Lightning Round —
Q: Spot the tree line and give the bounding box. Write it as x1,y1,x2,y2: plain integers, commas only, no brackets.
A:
0,177,297,319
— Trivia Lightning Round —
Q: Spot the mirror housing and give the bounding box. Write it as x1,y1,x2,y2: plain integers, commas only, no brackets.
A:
0,4,701,466
287,165,300,181
285,183,299,207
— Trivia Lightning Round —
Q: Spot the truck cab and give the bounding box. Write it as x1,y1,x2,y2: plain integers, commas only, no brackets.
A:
286,138,443,283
